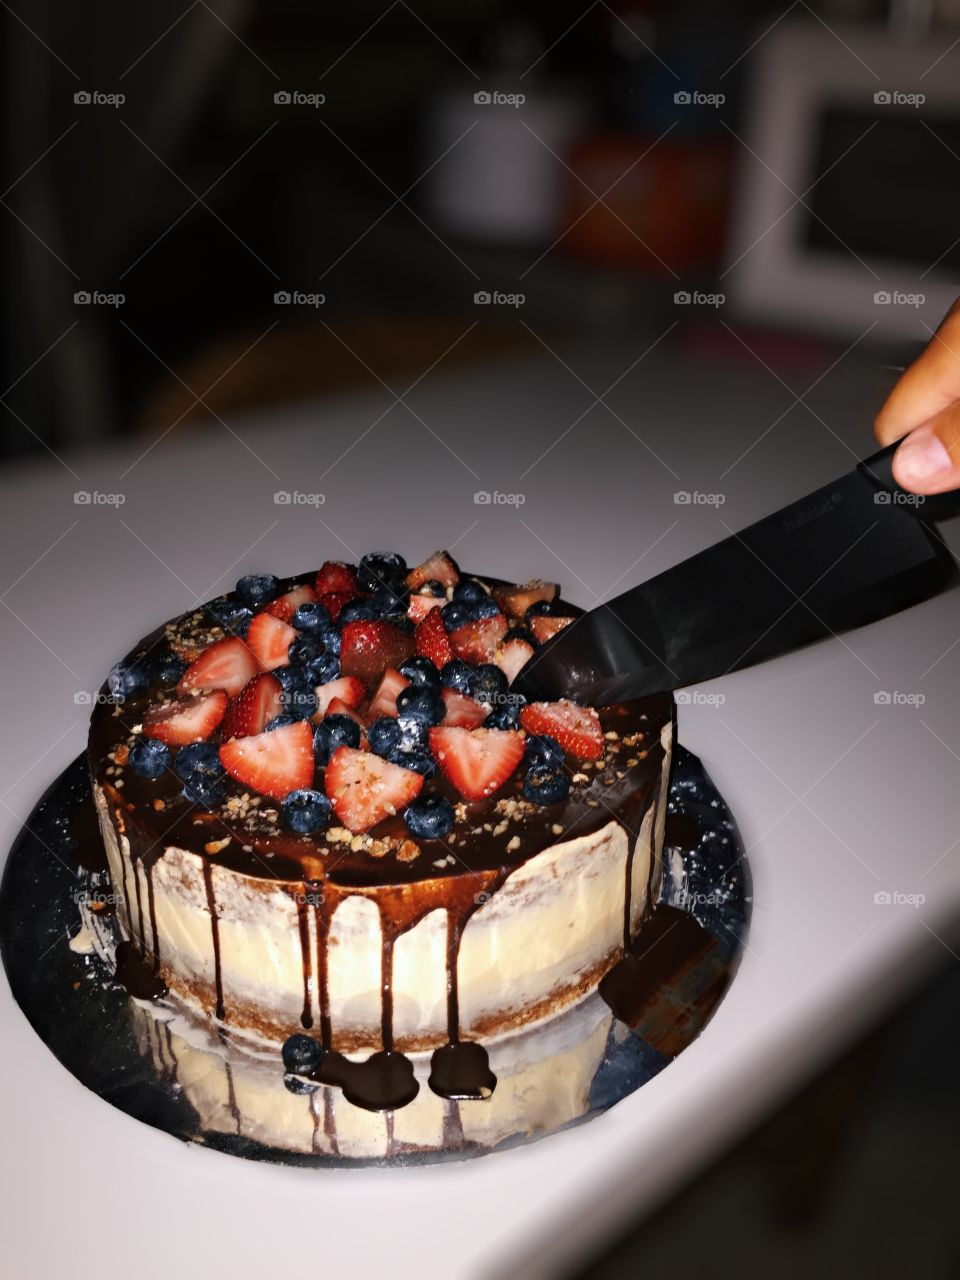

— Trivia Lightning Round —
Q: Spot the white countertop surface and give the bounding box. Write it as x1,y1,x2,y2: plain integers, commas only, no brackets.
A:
1,338,958,1279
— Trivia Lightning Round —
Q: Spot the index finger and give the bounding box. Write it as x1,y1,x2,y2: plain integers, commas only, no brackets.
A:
875,299,960,445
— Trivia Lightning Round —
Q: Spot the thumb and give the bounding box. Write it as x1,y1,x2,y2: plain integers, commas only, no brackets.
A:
891,405,960,495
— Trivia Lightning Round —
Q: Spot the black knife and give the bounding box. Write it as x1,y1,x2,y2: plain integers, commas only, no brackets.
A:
512,443,960,706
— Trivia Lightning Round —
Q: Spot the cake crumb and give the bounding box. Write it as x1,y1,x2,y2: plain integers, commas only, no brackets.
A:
551,823,564,836
506,835,521,852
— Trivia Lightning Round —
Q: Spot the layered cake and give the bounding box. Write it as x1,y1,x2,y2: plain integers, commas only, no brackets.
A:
88,550,674,1108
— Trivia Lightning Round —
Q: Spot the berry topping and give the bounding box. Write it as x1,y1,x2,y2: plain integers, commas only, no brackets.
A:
414,608,454,668
282,1032,323,1073
107,659,150,701
367,668,411,720
315,560,359,595
313,713,362,765
529,615,575,645
484,704,522,730
178,636,259,699
407,593,443,623
468,663,509,706
523,766,570,806
267,583,317,623
281,788,332,834
246,612,298,671
493,636,536,684
448,613,508,665
317,591,357,622
492,579,558,620
451,579,488,607
236,574,280,608
303,651,341,687
324,745,424,834
405,550,460,591
520,701,603,760
398,655,441,688
368,716,403,756
312,675,364,720
143,690,228,746
339,597,381,623
525,733,565,769
221,672,284,740
152,653,189,688
219,720,314,800
440,688,487,728
357,551,408,594
388,747,435,778
396,685,445,726
439,659,473,694
404,794,455,840
440,600,472,632
340,620,414,684
427,726,525,801
291,599,334,633
174,743,227,805
128,738,171,779
204,596,254,635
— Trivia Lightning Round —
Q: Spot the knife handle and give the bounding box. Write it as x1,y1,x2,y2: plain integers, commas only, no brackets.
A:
859,443,960,522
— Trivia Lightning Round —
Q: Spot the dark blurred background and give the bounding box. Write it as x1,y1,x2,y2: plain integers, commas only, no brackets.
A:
3,2,960,1276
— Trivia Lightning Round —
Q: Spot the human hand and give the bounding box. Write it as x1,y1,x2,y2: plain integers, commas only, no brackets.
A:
875,301,960,495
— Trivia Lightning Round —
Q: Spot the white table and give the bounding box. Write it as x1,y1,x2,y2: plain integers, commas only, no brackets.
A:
2,338,958,1279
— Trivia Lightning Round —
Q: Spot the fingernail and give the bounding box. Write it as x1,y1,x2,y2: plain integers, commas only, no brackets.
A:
894,430,952,485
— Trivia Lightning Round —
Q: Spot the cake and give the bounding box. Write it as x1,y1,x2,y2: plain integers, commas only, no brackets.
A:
88,550,674,1110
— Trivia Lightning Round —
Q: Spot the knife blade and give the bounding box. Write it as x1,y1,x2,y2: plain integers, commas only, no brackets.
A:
512,443,959,706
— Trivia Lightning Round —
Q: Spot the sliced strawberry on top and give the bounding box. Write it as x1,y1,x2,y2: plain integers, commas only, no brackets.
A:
405,550,460,591
414,608,454,668
315,560,358,595
178,636,259,698
493,636,535,684
441,688,487,729
428,726,525,801
407,592,443,623
366,668,410,720
520,700,603,760
340,620,414,685
529,615,575,645
246,611,297,670
219,720,314,801
324,745,424,834
325,697,366,727
449,613,508,665
267,583,317,622
492,579,558,621
143,690,227,747
221,672,283,740
318,591,358,622
313,675,364,720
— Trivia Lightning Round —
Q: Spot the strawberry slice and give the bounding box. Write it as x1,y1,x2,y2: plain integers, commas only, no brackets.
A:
318,591,358,622
428,727,525,801
449,613,508,664
492,579,558,620
520,700,603,760
143,691,227,746
178,636,259,698
405,550,459,591
221,672,283,740
267,583,317,622
441,688,487,728
315,561,358,595
324,745,424,834
493,637,536,684
414,608,454,668
529,615,575,645
340,620,413,684
407,592,443,623
366,668,411,720
219,720,314,801
246,611,297,670
313,675,365,720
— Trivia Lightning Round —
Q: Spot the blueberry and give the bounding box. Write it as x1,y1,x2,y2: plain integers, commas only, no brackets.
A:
404,794,455,839
284,1074,319,1095
266,714,298,732
468,596,501,621
485,705,519,730
440,659,472,694
339,597,380,623
303,651,341,686
525,599,562,621
523,766,570,805
396,686,445,727
468,663,508,705
525,734,565,769
106,659,149,701
272,665,306,693
441,601,472,633
399,656,440,688
205,596,253,635
236,573,280,607
152,653,188,687
282,1032,324,1073
506,624,538,647
313,714,360,764
388,747,436,779
291,600,332,633
128,739,171,779
281,681,317,720
282,788,332,834
357,552,407,594
371,583,409,616
175,743,224,781
452,579,487,606
421,579,447,598
182,773,226,807
368,717,402,756
288,634,322,667
395,716,430,753
317,624,341,655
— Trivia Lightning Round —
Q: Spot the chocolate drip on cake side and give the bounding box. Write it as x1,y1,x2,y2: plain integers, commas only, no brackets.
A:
203,860,225,1022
